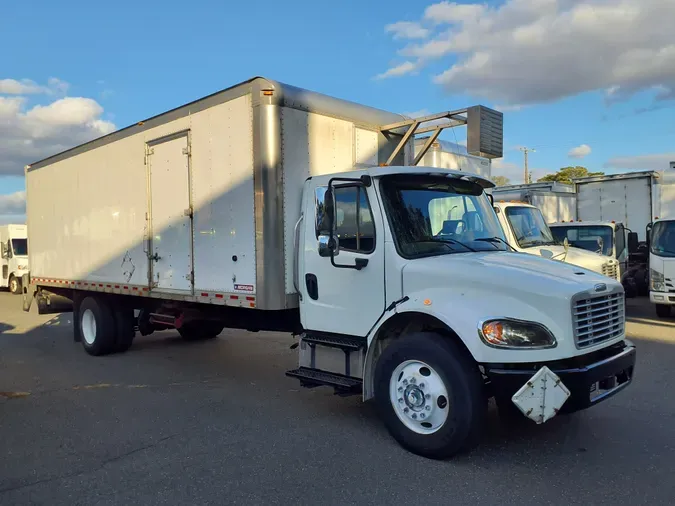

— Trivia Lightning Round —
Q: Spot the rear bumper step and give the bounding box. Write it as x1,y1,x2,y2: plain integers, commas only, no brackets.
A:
302,333,366,350
286,367,362,395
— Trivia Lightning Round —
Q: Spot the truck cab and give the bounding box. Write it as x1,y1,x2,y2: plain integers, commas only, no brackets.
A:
492,202,620,281
649,218,675,317
0,224,29,295
293,166,635,457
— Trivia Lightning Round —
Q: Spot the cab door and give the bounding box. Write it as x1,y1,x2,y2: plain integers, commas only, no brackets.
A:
298,178,386,337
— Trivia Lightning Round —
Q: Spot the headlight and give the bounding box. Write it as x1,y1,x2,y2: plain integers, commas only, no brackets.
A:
479,319,557,349
650,268,665,292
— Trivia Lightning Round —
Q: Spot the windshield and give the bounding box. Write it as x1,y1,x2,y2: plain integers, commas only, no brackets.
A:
505,206,556,248
379,174,507,258
651,220,675,258
11,238,28,256
550,225,613,256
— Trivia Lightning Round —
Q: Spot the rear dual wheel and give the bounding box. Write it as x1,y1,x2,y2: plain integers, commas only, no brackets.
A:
79,296,135,356
178,321,224,341
9,276,21,295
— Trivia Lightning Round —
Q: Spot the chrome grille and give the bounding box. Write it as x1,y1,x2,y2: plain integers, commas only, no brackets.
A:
601,262,618,280
572,292,625,349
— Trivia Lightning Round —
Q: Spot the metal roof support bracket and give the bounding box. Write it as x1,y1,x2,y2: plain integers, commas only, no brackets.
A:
380,109,469,167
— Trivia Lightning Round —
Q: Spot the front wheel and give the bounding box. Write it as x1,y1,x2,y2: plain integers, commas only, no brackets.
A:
656,304,672,318
9,276,21,295
374,332,487,459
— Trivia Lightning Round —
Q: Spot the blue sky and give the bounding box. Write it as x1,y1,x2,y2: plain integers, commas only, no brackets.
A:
1,0,674,220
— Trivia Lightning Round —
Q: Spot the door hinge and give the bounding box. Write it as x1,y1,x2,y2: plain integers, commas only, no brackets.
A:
185,272,194,282
184,207,193,218
182,147,190,156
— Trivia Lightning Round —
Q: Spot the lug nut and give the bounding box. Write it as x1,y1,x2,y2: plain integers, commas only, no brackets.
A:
403,407,409,413
419,383,425,389
412,414,417,419
398,398,403,403
425,405,431,411
425,394,431,399
398,386,403,392
420,413,425,419
410,377,416,384
403,379,408,385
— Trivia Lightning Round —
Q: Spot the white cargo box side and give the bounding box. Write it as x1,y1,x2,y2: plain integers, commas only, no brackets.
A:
26,77,411,310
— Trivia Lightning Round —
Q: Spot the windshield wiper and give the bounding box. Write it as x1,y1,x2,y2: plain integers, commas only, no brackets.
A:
475,237,517,252
429,237,477,252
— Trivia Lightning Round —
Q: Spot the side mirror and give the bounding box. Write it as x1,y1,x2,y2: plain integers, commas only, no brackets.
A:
563,237,570,251
627,232,639,253
324,188,335,227
318,234,339,257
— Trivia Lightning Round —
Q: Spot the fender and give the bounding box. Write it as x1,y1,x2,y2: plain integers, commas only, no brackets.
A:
361,286,576,400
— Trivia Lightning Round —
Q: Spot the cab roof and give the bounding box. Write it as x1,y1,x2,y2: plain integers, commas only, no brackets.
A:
366,165,495,189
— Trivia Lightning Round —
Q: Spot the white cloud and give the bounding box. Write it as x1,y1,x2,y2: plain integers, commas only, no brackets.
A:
568,144,592,159
0,191,26,215
385,21,430,40
378,0,675,108
492,158,549,183
375,61,419,80
604,153,675,171
0,78,115,176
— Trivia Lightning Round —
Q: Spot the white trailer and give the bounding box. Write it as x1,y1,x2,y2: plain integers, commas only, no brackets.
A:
23,77,635,459
0,224,29,294
574,170,675,242
491,182,577,223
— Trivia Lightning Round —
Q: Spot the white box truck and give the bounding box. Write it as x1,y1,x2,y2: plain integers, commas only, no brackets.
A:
1,224,29,294
22,77,636,459
649,218,675,318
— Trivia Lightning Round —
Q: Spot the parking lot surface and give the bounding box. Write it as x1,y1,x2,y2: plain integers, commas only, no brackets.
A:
1,292,674,505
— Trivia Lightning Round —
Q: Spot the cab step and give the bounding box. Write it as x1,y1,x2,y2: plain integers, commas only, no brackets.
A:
302,332,366,351
286,367,362,396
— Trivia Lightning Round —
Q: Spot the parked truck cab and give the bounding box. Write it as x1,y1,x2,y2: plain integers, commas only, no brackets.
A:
0,224,29,295
493,202,621,281
649,218,675,318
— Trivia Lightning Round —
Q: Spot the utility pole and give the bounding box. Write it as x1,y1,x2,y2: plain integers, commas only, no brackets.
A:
520,147,535,184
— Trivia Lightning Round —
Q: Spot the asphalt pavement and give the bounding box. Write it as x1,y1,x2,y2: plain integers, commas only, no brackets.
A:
1,291,674,505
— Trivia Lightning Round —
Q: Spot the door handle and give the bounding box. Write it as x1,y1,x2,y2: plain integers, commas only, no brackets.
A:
305,273,318,300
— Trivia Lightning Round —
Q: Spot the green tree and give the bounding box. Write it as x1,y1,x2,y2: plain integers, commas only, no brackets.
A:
491,175,511,186
537,166,604,184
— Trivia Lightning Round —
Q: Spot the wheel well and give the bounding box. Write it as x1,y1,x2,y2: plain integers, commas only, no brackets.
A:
362,312,475,400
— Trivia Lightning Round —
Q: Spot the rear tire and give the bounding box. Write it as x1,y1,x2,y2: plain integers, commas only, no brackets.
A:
113,306,135,353
374,332,487,459
79,296,116,356
178,321,224,341
656,304,671,318
9,276,21,295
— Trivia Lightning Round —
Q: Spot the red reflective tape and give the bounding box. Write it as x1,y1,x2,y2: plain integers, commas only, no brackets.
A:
230,295,238,300
201,292,209,297
123,286,129,289
114,285,120,288
142,287,148,292
99,284,103,287
106,285,112,288
246,296,255,301
215,294,224,299
132,287,138,291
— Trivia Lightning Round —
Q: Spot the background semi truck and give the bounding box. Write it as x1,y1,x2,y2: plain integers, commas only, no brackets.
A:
0,224,29,295
23,77,635,459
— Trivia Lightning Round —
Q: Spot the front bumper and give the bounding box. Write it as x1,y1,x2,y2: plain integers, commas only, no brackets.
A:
650,291,675,305
484,340,636,414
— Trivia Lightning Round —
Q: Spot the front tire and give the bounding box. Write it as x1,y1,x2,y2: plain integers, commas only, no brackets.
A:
9,276,21,295
656,304,671,318
79,296,116,356
374,332,487,459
